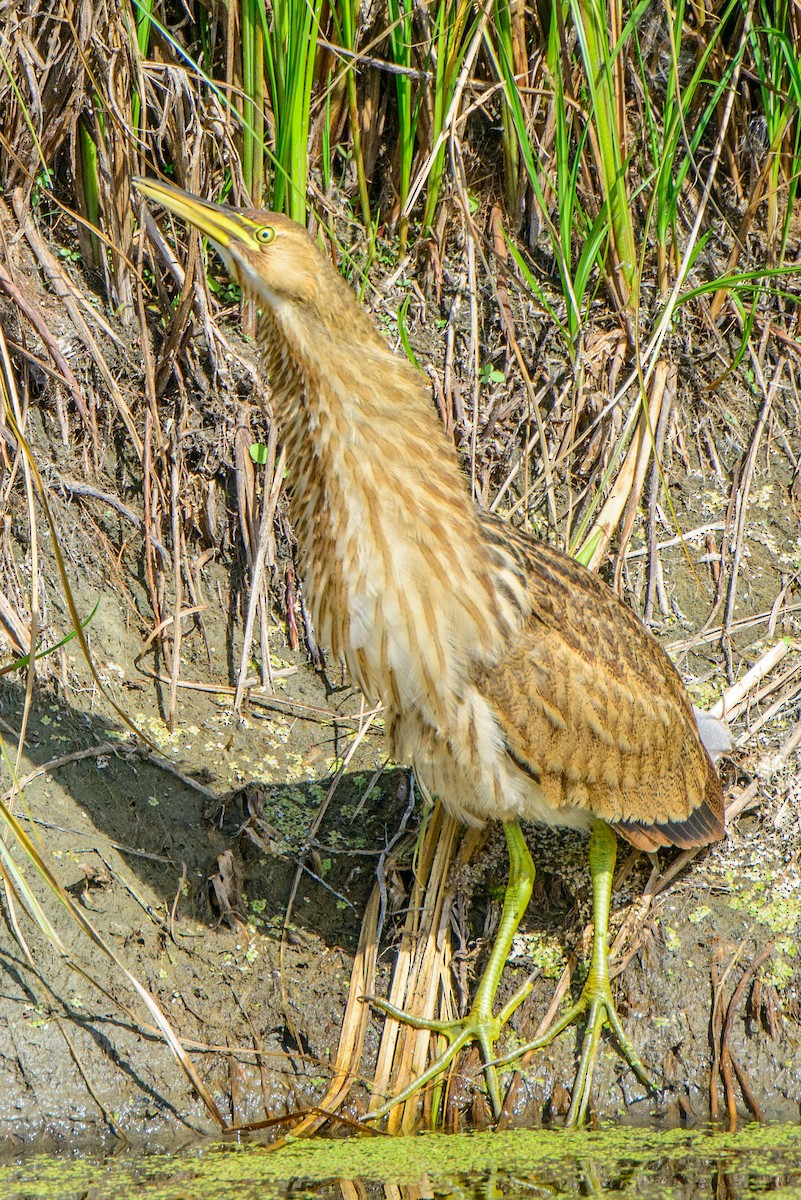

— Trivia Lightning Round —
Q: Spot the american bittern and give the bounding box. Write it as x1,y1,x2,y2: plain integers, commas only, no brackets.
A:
134,178,728,1126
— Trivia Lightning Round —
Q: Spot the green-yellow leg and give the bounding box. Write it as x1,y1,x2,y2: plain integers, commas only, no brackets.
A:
494,819,655,1124
365,820,536,1122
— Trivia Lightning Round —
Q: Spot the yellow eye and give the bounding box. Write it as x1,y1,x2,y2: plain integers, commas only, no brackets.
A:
256,225,276,244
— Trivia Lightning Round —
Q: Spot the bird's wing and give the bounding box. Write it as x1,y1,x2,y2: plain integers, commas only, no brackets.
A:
476,517,725,849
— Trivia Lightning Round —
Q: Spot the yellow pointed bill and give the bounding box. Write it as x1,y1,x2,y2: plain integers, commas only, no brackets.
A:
132,177,260,252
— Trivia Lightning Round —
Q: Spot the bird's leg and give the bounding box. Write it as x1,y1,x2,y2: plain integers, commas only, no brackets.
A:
365,819,536,1123
494,819,655,1124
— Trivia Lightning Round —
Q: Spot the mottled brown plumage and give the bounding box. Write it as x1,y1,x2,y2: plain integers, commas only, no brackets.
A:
134,178,727,1124
475,520,725,848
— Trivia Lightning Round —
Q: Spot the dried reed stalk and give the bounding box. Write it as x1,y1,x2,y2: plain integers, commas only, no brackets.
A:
365,805,491,1132
289,885,381,1137
582,360,672,571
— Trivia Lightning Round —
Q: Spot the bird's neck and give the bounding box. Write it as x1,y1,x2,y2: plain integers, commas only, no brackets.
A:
259,305,530,726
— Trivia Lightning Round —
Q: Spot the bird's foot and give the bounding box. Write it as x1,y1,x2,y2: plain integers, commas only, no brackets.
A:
364,972,534,1123
494,970,656,1125
364,820,536,1126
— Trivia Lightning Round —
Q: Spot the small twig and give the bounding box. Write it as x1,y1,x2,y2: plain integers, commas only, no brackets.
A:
715,944,774,1129
234,440,285,710
57,1018,128,1141
168,425,183,731
169,860,188,941
708,639,793,721
57,477,171,563
669,601,801,653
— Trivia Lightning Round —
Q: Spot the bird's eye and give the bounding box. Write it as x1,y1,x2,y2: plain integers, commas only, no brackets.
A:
256,226,276,244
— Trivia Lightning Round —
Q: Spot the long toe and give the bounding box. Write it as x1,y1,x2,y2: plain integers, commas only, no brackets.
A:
565,991,656,1125
565,997,606,1125
364,1004,512,1124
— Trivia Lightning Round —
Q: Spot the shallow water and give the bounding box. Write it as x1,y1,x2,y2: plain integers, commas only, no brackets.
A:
2,1125,801,1200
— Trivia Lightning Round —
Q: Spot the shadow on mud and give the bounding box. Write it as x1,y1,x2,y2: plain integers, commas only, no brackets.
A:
0,674,430,1147
0,676,417,948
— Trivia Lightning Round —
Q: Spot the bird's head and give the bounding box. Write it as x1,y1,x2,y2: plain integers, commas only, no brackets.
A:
133,177,321,308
